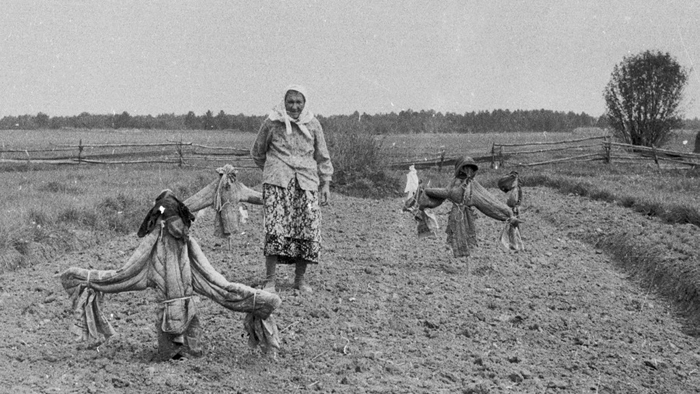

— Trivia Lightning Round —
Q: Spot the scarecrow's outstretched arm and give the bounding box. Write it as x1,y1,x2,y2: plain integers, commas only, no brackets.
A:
470,181,514,221
184,180,218,213
188,237,280,318
57,230,159,342
59,229,158,297
419,187,447,209
184,176,262,211
237,183,263,205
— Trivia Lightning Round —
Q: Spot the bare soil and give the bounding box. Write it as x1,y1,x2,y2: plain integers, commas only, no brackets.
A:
1,186,699,393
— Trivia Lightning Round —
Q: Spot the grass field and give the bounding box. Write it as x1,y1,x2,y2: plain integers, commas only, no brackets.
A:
1,128,698,272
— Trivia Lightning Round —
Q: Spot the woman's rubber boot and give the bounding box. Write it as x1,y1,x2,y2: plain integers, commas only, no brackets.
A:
294,262,313,293
264,257,277,293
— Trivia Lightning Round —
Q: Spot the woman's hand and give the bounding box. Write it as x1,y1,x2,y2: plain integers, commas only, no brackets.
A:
320,183,330,206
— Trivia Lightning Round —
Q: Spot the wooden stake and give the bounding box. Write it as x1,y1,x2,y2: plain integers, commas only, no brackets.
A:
177,138,183,168
498,145,504,168
651,145,660,170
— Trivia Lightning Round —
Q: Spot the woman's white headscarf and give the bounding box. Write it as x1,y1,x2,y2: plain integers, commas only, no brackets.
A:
268,84,314,139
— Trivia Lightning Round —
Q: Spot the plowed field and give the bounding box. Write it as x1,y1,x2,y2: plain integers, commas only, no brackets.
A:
2,186,699,393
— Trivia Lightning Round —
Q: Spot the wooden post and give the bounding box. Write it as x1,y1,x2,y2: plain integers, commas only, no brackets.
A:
78,139,83,165
498,145,504,168
438,147,445,172
651,144,660,170
604,136,611,164
177,138,183,168
491,143,496,169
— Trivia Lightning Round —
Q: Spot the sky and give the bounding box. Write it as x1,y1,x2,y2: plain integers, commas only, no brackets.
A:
1,0,699,118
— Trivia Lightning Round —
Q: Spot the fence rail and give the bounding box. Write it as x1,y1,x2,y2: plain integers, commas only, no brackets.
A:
493,135,607,147
3,136,698,171
0,139,254,168
389,135,699,170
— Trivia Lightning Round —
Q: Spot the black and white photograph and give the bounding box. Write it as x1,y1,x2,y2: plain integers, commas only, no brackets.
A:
1,1,699,392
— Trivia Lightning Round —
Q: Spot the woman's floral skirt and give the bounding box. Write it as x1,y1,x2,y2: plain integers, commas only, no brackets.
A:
262,178,321,264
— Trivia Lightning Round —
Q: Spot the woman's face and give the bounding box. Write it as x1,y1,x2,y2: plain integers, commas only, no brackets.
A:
285,90,306,119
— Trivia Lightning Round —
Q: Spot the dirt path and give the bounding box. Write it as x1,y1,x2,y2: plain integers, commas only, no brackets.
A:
1,187,698,393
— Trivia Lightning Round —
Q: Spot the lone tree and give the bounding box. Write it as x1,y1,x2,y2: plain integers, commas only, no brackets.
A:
603,50,689,147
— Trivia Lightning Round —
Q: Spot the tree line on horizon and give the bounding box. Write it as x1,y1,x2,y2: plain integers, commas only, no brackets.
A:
1,108,698,134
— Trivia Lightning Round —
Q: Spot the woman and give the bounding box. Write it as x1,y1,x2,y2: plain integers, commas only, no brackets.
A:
417,156,523,258
251,85,333,293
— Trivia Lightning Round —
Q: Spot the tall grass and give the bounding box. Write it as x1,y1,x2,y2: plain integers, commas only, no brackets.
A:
323,117,401,198
520,163,700,227
0,163,256,272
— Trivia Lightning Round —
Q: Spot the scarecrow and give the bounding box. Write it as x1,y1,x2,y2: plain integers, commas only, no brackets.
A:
404,156,524,258
59,165,281,360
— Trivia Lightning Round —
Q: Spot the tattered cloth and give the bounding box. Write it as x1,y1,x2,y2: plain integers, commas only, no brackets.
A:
497,171,523,211
59,190,281,356
214,164,242,238
497,171,524,250
403,182,440,238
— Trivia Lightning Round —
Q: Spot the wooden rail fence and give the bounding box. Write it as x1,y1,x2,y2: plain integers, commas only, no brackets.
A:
0,140,255,168
388,135,700,170
3,136,699,171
